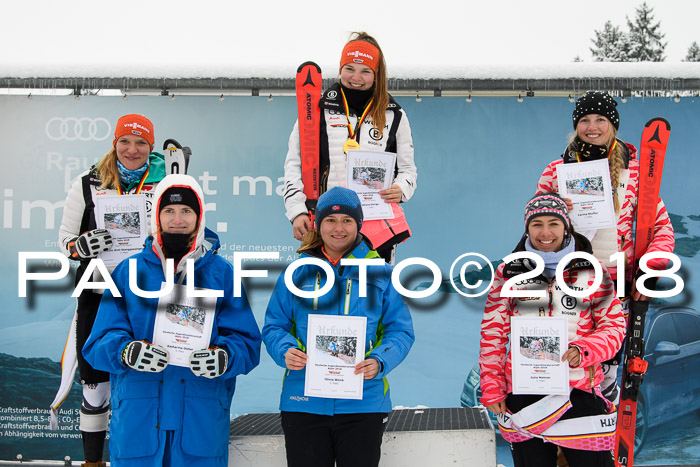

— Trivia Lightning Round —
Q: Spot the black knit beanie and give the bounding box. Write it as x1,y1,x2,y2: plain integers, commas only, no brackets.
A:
159,186,201,218
572,91,620,130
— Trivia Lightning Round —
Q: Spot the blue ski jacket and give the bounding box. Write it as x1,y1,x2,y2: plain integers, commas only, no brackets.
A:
263,238,414,415
83,175,261,463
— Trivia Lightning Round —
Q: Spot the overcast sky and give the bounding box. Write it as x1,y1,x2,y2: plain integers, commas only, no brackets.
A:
1,0,698,78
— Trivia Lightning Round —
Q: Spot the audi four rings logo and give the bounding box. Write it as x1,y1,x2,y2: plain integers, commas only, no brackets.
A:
45,117,112,141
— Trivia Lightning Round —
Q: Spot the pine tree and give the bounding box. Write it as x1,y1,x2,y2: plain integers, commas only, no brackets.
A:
590,21,631,61
685,42,700,62
626,1,666,61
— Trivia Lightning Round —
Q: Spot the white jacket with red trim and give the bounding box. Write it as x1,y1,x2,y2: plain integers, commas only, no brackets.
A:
536,141,675,284
479,234,625,407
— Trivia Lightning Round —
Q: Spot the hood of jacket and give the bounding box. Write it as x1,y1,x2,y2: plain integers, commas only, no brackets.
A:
150,174,213,273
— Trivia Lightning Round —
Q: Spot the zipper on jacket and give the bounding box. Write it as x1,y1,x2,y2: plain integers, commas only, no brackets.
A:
344,279,352,315
313,272,321,311
547,282,553,316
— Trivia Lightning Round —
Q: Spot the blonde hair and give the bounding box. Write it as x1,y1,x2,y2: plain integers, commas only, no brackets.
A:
95,148,121,190
297,229,323,254
568,125,624,213
345,32,389,138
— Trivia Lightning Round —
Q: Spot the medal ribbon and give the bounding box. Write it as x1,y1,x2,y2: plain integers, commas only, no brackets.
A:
117,166,150,195
340,88,373,143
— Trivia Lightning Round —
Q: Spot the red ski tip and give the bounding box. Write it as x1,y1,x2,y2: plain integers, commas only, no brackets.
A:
644,117,670,131
297,61,322,74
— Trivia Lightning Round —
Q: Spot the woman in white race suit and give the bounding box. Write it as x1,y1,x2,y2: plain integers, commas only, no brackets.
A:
283,31,417,263
51,114,165,466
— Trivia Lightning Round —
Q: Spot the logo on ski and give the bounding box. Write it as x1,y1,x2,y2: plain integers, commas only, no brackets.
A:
296,61,323,217
646,125,662,144
302,69,316,88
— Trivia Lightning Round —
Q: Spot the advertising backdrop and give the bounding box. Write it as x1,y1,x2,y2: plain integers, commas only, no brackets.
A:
0,94,698,462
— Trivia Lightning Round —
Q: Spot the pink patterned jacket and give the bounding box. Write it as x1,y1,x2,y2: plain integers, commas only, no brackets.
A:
536,142,675,284
479,235,625,406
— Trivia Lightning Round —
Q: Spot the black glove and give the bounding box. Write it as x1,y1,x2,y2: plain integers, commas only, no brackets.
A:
189,347,228,378
121,340,169,372
68,229,113,259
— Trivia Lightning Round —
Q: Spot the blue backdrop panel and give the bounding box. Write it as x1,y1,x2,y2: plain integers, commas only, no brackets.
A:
0,94,697,462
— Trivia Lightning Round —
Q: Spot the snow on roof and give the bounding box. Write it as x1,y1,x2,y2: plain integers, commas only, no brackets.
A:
3,0,699,84
2,62,699,81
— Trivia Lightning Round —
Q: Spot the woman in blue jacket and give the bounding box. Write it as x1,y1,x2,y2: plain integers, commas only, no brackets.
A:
264,186,415,467
83,174,262,466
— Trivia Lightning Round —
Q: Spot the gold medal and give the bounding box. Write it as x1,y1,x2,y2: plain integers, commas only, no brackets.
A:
343,138,360,154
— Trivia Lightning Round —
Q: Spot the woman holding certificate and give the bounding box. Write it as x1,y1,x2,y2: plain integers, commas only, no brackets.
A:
51,114,165,466
264,187,415,467
283,32,417,263
479,193,625,467
535,91,674,401
83,174,262,466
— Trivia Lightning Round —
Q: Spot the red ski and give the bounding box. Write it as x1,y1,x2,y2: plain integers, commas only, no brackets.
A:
614,117,671,467
295,61,322,225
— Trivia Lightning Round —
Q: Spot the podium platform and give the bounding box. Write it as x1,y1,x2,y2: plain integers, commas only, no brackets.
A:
228,407,496,466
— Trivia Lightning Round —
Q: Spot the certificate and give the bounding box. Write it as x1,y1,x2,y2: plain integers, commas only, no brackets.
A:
346,149,396,220
511,317,569,395
152,284,217,367
304,314,367,400
556,159,615,230
94,194,148,267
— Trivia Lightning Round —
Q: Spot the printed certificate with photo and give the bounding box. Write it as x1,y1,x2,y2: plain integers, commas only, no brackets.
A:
94,194,148,267
304,314,367,400
152,284,217,367
346,149,396,220
511,317,569,395
556,158,615,230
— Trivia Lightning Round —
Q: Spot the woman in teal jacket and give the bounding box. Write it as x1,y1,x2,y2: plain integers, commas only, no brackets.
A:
263,186,414,467
83,174,261,467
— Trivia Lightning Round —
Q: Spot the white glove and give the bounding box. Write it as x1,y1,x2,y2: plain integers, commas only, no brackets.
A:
189,347,228,378
68,229,113,259
121,341,169,372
